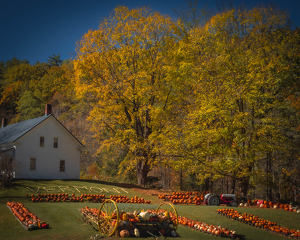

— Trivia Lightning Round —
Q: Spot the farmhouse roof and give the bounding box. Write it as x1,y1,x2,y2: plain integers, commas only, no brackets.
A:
0,115,84,147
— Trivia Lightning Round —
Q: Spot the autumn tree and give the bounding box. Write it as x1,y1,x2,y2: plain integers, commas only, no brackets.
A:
173,0,212,33
0,57,74,121
74,6,186,186
164,7,300,196
0,57,30,119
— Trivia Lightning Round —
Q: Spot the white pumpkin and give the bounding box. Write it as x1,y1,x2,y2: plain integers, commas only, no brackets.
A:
171,230,177,237
139,211,150,221
134,228,140,237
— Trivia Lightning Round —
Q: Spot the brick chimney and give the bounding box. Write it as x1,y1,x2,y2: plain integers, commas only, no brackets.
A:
45,104,52,116
1,118,7,128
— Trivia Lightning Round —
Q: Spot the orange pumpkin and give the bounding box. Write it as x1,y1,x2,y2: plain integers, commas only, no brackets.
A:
120,229,130,237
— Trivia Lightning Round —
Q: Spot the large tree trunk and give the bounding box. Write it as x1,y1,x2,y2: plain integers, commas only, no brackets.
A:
136,159,148,187
240,177,250,197
204,177,210,192
230,177,236,194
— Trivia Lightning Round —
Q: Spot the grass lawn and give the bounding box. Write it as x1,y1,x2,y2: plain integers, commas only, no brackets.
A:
1,179,299,240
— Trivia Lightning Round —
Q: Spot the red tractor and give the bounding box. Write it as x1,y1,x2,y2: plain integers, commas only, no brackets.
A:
203,193,238,207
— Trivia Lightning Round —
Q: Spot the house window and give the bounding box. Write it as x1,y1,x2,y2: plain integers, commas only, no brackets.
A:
54,137,58,148
40,136,44,147
30,158,36,170
60,160,65,172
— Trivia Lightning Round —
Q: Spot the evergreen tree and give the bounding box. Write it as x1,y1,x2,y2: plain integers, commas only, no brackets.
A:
47,54,62,66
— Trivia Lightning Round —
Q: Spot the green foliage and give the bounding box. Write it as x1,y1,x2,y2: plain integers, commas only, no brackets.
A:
165,7,300,196
0,58,75,122
47,54,62,66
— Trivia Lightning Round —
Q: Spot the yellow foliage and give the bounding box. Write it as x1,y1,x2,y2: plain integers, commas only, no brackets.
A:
73,6,185,186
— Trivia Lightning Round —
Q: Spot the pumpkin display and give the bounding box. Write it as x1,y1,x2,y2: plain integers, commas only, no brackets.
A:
6,201,49,231
82,202,179,237
161,191,209,205
26,192,153,205
218,208,300,238
178,215,240,238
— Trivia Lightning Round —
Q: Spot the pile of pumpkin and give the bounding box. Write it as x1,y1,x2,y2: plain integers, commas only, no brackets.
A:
240,199,300,213
217,208,300,238
6,201,49,230
158,191,208,205
117,209,178,237
178,215,243,238
81,207,179,237
109,195,151,204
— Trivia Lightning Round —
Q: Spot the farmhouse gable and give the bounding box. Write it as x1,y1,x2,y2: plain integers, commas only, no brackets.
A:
0,107,83,179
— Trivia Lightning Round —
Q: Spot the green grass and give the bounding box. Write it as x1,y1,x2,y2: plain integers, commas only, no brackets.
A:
1,180,299,240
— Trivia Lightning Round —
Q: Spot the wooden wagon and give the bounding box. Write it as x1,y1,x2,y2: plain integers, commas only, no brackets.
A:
81,200,179,237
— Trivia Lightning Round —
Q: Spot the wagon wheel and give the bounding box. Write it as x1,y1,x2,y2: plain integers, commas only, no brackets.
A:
156,202,178,230
97,199,120,236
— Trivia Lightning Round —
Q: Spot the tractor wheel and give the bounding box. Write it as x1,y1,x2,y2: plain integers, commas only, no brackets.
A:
230,200,238,207
208,194,220,206
204,193,212,205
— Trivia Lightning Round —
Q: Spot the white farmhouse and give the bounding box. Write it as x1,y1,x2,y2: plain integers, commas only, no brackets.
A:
0,104,84,179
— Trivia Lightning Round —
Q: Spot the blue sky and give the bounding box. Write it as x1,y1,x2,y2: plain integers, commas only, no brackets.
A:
1,0,300,64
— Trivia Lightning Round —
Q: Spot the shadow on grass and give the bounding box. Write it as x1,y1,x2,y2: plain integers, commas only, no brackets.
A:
0,181,32,191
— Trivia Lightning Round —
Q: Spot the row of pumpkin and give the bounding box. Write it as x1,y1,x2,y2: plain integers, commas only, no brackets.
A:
109,195,151,204
26,193,151,204
178,215,241,238
6,201,49,230
240,199,300,213
217,208,300,238
158,191,209,205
